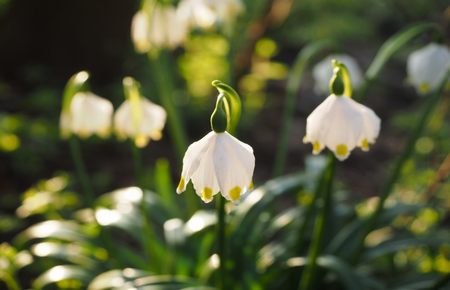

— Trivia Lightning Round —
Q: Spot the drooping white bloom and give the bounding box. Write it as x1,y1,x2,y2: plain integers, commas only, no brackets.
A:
313,54,363,95
131,11,152,53
303,94,380,161
177,0,216,30
60,92,113,138
407,43,450,95
131,3,188,52
114,97,167,148
206,0,244,25
177,131,255,203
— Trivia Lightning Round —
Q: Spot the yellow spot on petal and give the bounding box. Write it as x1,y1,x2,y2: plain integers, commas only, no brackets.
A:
419,83,430,94
360,138,370,151
248,182,254,191
78,130,90,139
135,135,149,148
98,128,110,139
312,142,322,154
201,187,213,202
176,177,185,194
336,144,348,159
229,186,242,201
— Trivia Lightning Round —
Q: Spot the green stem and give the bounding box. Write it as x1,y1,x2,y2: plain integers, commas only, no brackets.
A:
216,195,226,290
129,142,155,271
350,72,448,263
130,141,144,188
272,41,333,177
296,164,328,254
148,51,188,162
68,136,94,205
299,153,336,290
3,273,21,290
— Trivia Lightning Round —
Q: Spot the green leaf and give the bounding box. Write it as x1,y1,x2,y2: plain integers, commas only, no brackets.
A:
365,23,439,81
326,204,423,256
363,233,450,261
30,241,98,269
33,265,90,289
287,255,367,290
154,159,178,217
88,268,151,290
14,220,87,249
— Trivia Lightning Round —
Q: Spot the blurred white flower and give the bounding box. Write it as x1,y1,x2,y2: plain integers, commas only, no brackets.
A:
60,92,113,138
303,94,380,161
313,54,363,95
207,0,244,25
407,43,450,95
114,97,166,148
177,0,216,30
131,11,152,53
177,131,255,203
131,3,188,52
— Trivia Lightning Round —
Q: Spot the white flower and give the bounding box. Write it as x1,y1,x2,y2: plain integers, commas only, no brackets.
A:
176,131,255,203
131,3,188,52
177,0,216,30
407,43,450,95
206,0,244,25
131,11,152,53
60,92,113,138
303,94,380,161
313,54,363,95
114,97,166,148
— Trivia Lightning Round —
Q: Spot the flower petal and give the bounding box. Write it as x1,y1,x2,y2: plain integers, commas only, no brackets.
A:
213,132,255,202
177,131,216,194
190,137,220,202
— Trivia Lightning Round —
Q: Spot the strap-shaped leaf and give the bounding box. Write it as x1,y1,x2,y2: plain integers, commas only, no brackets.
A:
33,265,90,289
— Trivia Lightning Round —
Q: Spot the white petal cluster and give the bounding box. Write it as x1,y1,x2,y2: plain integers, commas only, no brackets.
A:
304,94,380,161
177,0,216,30
131,4,188,53
313,54,363,95
177,131,255,203
114,98,167,148
176,0,244,31
407,43,450,95
205,0,244,25
60,92,113,138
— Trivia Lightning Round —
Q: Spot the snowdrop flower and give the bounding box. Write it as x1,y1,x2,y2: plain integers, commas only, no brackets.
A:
131,11,152,53
131,2,188,52
60,92,113,138
313,54,363,96
407,43,450,95
206,0,244,26
304,95,380,160
176,131,255,203
177,0,216,30
304,60,380,161
114,97,166,148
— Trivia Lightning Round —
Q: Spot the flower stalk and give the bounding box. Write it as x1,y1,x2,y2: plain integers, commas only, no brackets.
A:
216,195,227,290
298,153,336,290
68,136,94,205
